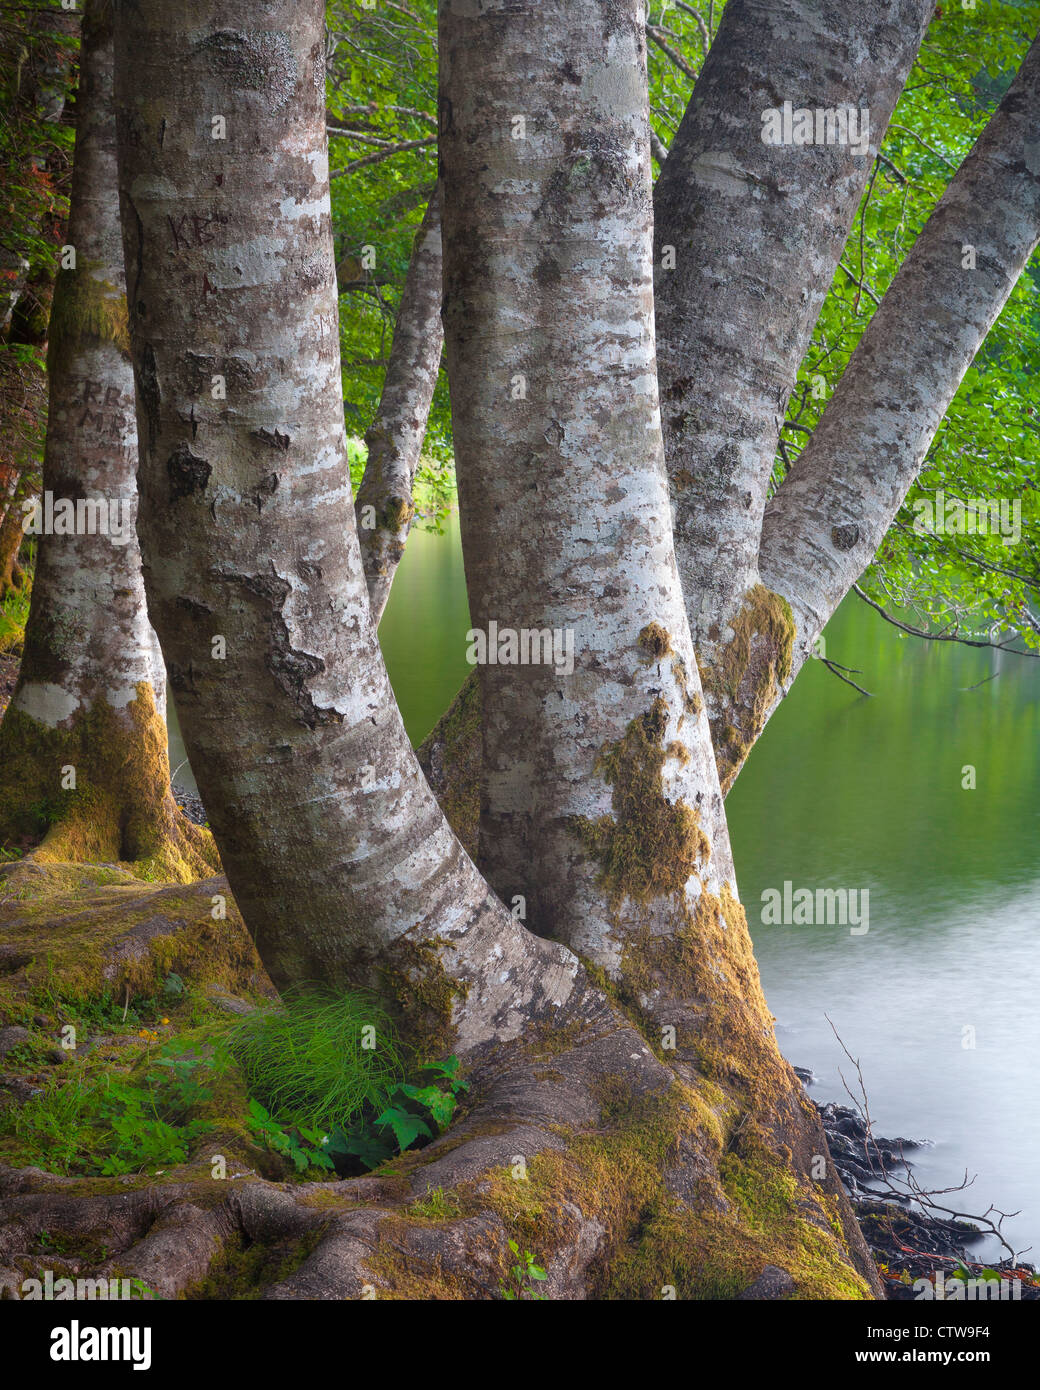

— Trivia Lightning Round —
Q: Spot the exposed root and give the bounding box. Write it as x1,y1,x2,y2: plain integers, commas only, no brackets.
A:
0,1008,878,1300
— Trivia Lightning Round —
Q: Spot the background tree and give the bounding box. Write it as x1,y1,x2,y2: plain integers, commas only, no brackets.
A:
0,0,215,879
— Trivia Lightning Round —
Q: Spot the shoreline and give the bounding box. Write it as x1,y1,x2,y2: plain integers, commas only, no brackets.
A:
801,1070,1040,1300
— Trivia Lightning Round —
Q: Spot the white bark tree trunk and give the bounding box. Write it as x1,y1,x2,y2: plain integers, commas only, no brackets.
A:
652,0,933,789
114,0,589,1056
440,0,877,1293
760,33,1040,682
354,197,443,624
0,0,211,878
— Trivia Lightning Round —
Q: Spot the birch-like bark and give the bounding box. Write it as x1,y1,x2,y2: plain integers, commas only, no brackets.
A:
420,1,932,802
0,1,209,878
650,0,932,790
354,197,443,624
441,0,731,967
654,0,931,641
440,0,876,1295
760,32,1040,681
114,0,587,1055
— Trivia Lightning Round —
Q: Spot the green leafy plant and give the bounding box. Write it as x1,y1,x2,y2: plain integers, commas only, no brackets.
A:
325,1054,469,1172
499,1240,548,1301
226,987,405,1131
0,1039,216,1175
226,988,467,1174
244,1099,335,1176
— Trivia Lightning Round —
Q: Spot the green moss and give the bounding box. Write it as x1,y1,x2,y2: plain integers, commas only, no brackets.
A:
698,584,795,794
47,263,130,374
0,861,271,1022
638,622,673,659
380,934,470,1061
0,681,217,882
186,1224,326,1300
408,1185,463,1221
568,697,711,908
381,494,414,533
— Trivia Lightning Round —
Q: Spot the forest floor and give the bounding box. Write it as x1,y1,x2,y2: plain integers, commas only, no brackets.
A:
0,621,1036,1300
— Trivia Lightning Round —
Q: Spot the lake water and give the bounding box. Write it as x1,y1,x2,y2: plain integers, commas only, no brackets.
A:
168,510,1040,1261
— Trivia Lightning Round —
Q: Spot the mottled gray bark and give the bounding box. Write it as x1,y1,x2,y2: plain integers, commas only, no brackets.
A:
439,0,877,1300
114,0,586,1055
354,197,443,624
654,0,932,643
441,0,731,968
417,2,934,801
760,31,1040,684
0,2,207,878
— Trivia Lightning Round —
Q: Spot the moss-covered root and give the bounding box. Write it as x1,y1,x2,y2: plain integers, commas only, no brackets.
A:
0,681,218,883
697,583,795,795
0,1019,879,1301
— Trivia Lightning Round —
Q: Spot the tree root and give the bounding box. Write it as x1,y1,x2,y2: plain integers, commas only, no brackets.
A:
0,1009,880,1300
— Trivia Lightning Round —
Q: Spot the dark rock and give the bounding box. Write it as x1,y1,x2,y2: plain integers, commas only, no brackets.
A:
172,784,208,826
0,1026,31,1059
736,1264,796,1300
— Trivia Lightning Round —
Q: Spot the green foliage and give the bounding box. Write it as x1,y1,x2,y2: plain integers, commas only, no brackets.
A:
0,984,469,1181
0,9,75,293
499,1240,548,1301
324,1054,469,1171
226,987,405,1129
228,988,468,1173
774,1,1040,649
0,580,30,654
326,1,449,458
328,0,1039,650
0,1039,215,1176
245,1098,335,1175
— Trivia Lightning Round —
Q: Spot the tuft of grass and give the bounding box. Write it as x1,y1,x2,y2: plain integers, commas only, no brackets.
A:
0,582,30,654
225,987,405,1134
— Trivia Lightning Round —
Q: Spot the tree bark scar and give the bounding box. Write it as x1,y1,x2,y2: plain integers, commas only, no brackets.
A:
136,341,161,451
195,30,298,112
166,441,211,503
226,571,335,730
252,427,290,450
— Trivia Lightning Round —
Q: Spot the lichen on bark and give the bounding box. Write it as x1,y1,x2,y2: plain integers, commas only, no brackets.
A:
697,583,795,794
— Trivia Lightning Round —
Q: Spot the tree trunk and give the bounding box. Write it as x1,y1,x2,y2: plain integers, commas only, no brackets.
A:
652,0,932,789
759,31,1040,676
106,0,881,1300
354,197,443,624
113,0,588,1057
0,471,32,599
440,0,878,1296
0,1,213,880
